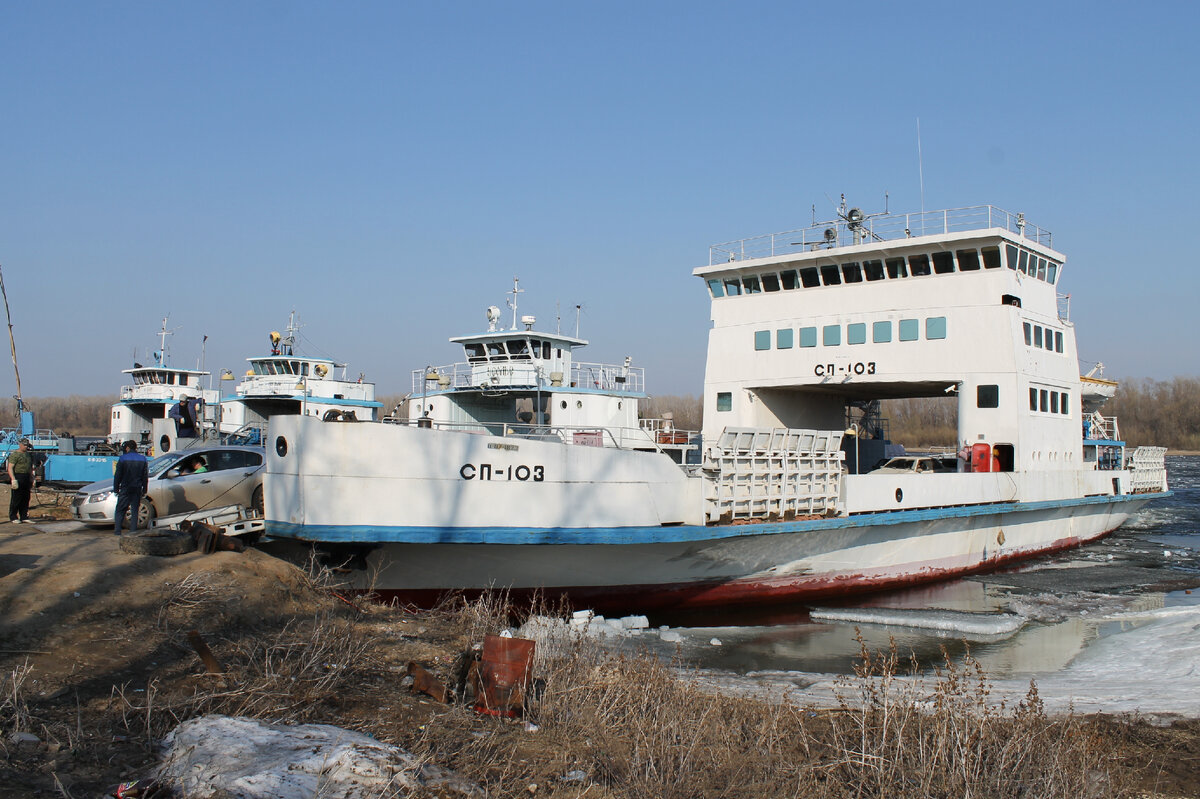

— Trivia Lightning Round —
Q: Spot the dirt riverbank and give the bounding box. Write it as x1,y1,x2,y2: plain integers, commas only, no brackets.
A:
2,486,1200,797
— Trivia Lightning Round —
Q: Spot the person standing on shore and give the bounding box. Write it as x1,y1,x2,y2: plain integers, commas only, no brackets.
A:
7,438,35,523
113,440,149,535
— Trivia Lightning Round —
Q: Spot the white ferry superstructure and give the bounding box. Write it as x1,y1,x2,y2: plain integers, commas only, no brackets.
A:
219,312,381,437
262,206,1170,613
108,318,219,445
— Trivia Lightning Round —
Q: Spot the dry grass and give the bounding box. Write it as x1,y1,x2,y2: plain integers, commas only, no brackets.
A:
6,582,1159,798
405,600,1136,799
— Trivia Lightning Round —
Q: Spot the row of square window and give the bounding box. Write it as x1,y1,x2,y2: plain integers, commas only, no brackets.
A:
755,317,947,350
1031,388,1071,415
707,243,1061,300
709,248,1002,298
1006,245,1058,284
1024,322,1064,353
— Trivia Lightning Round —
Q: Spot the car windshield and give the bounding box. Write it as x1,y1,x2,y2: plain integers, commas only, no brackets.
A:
148,454,183,477
882,458,913,469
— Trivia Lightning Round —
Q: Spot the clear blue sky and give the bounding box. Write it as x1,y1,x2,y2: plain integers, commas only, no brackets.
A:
1,1,1196,402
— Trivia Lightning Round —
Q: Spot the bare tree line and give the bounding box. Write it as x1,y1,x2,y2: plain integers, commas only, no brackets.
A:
6,378,1197,450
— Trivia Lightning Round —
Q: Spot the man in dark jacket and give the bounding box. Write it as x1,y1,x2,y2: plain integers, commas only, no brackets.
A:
113,440,149,535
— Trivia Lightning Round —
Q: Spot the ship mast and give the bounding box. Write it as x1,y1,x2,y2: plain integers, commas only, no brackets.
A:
0,265,22,412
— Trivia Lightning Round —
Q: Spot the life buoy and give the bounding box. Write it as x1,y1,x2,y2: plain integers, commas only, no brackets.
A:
314,363,329,378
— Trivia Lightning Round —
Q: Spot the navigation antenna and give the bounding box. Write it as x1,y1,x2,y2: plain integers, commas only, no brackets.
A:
153,315,182,366
575,304,583,338
506,276,524,331
0,265,23,413
834,194,890,245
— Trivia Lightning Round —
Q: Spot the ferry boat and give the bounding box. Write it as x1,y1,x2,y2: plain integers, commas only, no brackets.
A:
262,204,1171,612
218,312,382,439
108,318,219,446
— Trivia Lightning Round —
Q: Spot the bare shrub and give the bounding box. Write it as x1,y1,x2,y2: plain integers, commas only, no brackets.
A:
1,660,34,738
824,635,1131,798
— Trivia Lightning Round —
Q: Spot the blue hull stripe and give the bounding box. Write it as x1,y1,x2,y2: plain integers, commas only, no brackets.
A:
266,491,1171,546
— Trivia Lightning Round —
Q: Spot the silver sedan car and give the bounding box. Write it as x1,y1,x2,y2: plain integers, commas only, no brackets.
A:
70,445,264,528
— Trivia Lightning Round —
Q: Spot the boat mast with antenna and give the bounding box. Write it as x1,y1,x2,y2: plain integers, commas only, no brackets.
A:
0,265,23,415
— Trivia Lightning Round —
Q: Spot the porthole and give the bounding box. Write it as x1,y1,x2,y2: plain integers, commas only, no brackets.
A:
159,436,171,453
576,401,583,409
895,488,903,503
618,401,623,410
560,401,567,409
275,436,288,457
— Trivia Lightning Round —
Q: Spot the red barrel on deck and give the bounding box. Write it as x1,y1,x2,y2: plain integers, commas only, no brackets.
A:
972,443,992,473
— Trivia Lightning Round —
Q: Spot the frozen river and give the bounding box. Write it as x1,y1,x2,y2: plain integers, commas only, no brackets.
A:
624,456,1200,717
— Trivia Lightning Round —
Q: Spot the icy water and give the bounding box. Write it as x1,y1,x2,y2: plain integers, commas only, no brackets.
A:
629,456,1200,715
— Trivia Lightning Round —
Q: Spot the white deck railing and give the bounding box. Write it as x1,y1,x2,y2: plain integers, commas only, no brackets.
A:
709,205,1053,265
411,360,646,394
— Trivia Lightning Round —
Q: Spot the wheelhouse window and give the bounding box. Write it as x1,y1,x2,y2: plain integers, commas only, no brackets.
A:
465,343,486,362
508,339,530,359
1018,250,1029,274
956,249,981,271
1033,326,1043,348
487,341,508,359
982,246,1002,269
1006,244,1019,270
863,259,885,281
707,279,724,298
1055,331,1063,353
909,254,931,276
780,270,799,290
841,262,863,283
932,251,955,274
800,267,821,288
723,278,742,296
743,276,762,294
819,264,841,286
885,257,907,279
762,273,781,292
1047,262,1059,283
1023,322,1032,345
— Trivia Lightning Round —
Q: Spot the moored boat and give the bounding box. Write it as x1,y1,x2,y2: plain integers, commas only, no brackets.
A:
262,204,1170,613
218,311,381,440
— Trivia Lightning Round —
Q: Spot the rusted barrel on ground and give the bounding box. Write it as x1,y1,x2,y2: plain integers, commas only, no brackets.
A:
475,634,535,717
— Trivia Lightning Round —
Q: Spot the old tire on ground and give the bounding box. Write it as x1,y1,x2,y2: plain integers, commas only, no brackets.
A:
120,531,197,557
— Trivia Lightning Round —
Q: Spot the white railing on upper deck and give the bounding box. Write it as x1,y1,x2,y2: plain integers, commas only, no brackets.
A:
411,360,646,394
384,418,691,453
709,205,1052,265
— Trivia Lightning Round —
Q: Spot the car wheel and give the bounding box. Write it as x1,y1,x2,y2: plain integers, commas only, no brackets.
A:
125,498,156,530
120,531,196,557
251,486,264,516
